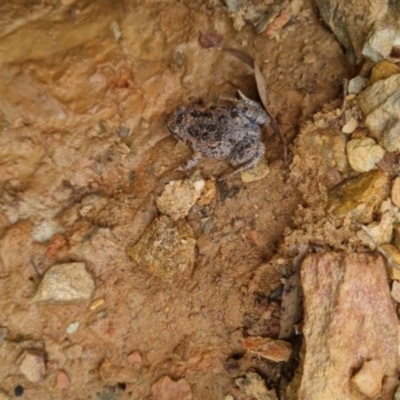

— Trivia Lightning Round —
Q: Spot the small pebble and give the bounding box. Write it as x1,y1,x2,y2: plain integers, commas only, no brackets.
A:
56,369,70,389
90,298,104,310
127,350,142,365
342,117,358,134
66,321,80,334
348,76,367,94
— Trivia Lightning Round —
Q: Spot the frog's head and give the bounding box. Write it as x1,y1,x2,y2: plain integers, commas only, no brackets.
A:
166,107,186,140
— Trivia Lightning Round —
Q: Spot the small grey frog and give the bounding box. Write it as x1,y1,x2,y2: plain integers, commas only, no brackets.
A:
166,91,270,177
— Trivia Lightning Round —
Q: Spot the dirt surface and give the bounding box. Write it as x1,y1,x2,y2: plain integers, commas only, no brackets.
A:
0,0,348,399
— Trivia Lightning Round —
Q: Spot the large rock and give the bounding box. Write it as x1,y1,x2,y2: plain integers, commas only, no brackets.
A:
315,0,391,63
33,262,95,303
358,73,400,152
326,170,388,224
362,22,400,63
299,253,400,400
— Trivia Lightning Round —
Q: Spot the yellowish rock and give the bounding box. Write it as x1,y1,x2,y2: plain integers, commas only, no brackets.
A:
391,176,400,208
370,60,400,84
90,298,104,310
127,216,196,283
240,159,270,183
327,170,388,224
197,180,217,206
394,226,400,252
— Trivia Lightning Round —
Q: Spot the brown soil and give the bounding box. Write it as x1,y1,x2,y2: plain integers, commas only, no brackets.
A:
0,0,347,399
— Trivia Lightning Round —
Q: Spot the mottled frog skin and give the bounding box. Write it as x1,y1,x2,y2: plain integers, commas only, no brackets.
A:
166,91,269,175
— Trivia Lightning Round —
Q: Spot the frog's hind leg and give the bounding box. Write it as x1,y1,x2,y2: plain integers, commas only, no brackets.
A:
176,151,203,172
222,140,265,179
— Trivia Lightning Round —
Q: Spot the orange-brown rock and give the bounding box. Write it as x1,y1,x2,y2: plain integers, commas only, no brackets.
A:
299,252,400,400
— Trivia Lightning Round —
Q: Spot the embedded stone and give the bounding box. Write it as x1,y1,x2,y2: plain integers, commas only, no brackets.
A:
327,170,388,223
127,216,196,283
346,137,385,172
33,262,95,303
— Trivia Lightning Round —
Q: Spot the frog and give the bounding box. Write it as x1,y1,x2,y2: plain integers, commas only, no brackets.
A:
166,90,270,177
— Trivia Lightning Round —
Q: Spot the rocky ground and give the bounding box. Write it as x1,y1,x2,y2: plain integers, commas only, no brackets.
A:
1,0,400,399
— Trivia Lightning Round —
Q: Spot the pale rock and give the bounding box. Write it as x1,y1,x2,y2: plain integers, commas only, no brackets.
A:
300,253,400,399
327,170,388,224
66,321,80,334
358,73,400,152
356,210,394,248
33,262,95,303
346,137,385,172
156,171,205,220
341,117,358,134
127,216,196,283
20,349,46,383
151,375,192,400
224,395,234,400
352,359,383,398
391,177,400,208
235,372,278,400
362,22,399,63
391,281,400,303
347,76,367,94
242,336,292,362
56,369,70,389
315,0,390,64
